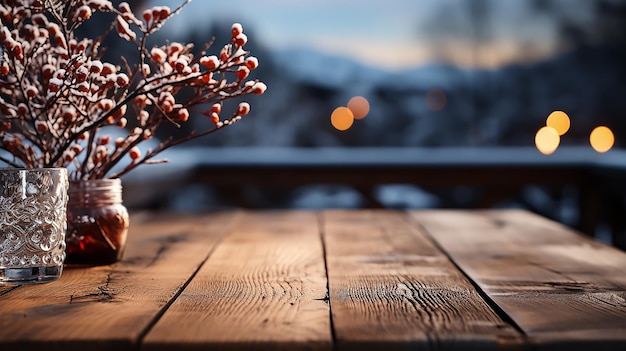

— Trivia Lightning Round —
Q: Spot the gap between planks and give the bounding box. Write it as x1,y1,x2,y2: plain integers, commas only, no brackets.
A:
410,209,626,351
141,210,332,351
0,211,237,351
135,211,241,347
321,209,523,351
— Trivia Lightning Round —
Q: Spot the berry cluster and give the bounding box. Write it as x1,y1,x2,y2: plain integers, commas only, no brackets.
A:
0,0,266,179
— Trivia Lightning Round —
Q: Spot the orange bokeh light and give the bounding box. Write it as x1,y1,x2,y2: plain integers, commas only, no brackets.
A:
331,106,354,131
347,96,370,120
546,111,570,136
589,126,614,153
535,126,560,155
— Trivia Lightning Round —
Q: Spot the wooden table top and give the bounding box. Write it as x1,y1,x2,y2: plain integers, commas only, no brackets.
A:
1,209,625,351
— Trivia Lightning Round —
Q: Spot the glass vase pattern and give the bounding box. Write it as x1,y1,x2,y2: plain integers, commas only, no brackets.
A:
65,178,129,266
0,168,69,284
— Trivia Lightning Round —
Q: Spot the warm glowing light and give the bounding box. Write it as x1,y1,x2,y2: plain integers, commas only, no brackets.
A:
331,106,354,131
425,88,447,111
347,96,370,120
546,110,570,136
535,126,560,155
590,126,614,153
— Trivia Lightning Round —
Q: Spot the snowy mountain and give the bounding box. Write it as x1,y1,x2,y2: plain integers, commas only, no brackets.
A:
272,47,469,91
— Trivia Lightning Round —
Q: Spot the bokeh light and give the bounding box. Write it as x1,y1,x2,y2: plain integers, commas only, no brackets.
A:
331,106,354,131
535,126,560,155
546,110,570,136
589,126,614,153
425,88,447,111
347,96,370,120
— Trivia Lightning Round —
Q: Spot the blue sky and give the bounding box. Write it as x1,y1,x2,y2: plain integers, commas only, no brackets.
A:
150,0,592,70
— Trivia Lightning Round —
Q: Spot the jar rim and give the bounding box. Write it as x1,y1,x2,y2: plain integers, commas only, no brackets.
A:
68,178,123,206
69,178,122,191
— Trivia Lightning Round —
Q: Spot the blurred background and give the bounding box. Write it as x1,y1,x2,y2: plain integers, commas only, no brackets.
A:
112,1,626,247
144,0,626,147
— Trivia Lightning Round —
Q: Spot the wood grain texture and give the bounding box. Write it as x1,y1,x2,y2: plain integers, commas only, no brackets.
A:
143,211,331,351
0,285,17,295
0,211,235,351
322,210,522,351
411,209,626,351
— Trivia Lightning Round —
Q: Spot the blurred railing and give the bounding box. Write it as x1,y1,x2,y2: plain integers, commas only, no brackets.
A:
123,146,626,249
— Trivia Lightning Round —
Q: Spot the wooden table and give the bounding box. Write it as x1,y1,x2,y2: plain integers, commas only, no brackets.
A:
1,210,625,350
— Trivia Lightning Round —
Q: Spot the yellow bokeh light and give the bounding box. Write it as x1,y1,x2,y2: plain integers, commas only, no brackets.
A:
347,96,370,120
546,110,570,136
425,88,447,111
331,106,354,131
590,126,614,153
535,126,560,155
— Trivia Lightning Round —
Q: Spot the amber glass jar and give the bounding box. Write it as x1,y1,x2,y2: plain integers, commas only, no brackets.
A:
65,179,129,266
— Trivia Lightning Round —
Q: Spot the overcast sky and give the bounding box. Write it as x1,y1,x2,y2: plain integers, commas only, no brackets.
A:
150,0,595,70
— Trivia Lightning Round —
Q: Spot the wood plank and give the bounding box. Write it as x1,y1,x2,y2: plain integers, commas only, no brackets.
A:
323,210,522,351
0,211,235,351
0,285,18,295
143,211,331,351
411,209,626,351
